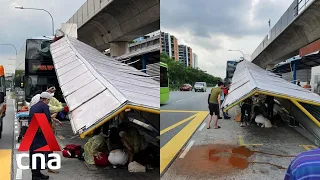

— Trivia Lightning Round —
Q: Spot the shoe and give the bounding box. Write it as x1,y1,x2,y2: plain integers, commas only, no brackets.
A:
224,116,231,119
38,173,49,180
240,123,245,127
32,173,49,180
218,116,222,119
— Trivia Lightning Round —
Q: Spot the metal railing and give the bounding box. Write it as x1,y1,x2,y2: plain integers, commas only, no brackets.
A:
294,0,311,16
251,0,315,61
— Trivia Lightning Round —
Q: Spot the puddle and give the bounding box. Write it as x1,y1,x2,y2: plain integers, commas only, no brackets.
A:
172,144,290,178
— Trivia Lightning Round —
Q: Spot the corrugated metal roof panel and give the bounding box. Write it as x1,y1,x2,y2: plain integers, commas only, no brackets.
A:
50,37,159,134
222,60,320,109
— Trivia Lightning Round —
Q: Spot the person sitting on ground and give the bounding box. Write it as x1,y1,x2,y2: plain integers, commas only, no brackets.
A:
253,106,272,128
119,122,143,154
84,127,108,165
240,98,252,127
107,127,133,168
118,122,156,169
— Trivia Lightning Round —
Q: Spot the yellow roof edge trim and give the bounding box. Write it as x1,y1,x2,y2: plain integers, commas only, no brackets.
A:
79,105,160,138
224,89,320,112
79,105,128,138
290,99,320,127
127,105,160,114
224,90,257,112
258,90,320,107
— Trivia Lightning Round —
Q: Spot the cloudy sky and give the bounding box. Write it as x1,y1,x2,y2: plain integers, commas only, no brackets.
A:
161,0,294,78
0,0,86,74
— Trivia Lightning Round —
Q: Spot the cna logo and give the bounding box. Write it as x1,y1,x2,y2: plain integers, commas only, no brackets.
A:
17,113,61,170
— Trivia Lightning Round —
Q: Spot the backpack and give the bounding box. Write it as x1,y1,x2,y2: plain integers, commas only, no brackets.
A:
62,144,83,158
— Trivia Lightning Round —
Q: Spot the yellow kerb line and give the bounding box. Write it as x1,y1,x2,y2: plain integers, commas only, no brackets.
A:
299,145,317,151
0,150,12,180
239,136,263,146
160,114,197,135
160,111,208,175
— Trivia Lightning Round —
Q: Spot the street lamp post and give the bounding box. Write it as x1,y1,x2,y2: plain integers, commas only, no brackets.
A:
15,6,54,36
228,49,245,59
0,44,17,56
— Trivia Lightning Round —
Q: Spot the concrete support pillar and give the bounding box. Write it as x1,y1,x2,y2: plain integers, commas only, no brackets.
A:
142,54,148,73
110,42,129,57
292,62,297,84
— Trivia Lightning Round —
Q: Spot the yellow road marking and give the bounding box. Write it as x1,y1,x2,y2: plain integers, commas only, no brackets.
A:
160,111,208,175
0,150,12,180
161,110,207,113
58,135,65,140
300,145,317,151
160,114,197,135
238,136,263,146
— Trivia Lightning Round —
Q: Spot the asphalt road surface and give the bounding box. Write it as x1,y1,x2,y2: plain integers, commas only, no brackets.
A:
0,97,15,180
160,88,212,174
160,89,210,147
161,89,317,179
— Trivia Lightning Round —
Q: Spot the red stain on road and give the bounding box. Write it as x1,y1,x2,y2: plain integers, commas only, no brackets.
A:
172,144,288,179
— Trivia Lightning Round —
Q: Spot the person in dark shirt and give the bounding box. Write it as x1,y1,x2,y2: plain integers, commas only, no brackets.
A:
265,95,274,119
240,98,252,127
29,92,52,180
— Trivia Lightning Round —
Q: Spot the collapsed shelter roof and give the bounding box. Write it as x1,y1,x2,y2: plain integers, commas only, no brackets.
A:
222,60,320,110
50,36,159,137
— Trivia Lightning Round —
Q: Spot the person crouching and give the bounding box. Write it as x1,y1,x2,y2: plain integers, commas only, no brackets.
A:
253,106,272,128
107,127,133,168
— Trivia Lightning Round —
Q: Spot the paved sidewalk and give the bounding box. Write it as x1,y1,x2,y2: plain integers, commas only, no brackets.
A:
13,120,159,180
161,106,316,180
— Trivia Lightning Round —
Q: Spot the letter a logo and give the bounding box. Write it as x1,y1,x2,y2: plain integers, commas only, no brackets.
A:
18,113,61,152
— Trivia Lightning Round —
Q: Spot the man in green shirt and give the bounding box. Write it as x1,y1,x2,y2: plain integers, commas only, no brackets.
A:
207,81,224,129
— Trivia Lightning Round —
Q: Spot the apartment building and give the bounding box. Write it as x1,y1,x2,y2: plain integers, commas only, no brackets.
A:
178,45,193,67
160,32,179,61
193,53,198,68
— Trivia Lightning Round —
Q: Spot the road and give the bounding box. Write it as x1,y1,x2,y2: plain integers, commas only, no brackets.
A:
160,88,211,175
0,97,15,180
161,90,318,180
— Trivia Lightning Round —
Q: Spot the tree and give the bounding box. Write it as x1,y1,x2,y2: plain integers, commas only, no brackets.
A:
161,53,221,89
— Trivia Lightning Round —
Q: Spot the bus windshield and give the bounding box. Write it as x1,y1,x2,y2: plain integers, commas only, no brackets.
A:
26,39,53,60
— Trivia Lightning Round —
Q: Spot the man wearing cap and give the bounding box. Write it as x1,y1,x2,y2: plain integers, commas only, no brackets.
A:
28,92,52,180
29,86,64,115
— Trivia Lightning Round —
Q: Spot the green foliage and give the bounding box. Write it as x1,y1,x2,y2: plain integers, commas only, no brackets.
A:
160,53,221,89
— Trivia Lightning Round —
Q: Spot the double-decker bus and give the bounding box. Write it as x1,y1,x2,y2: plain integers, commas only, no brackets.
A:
14,37,65,110
0,65,6,139
160,62,169,104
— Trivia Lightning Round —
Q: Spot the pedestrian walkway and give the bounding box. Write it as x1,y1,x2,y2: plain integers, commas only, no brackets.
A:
161,106,317,180
13,119,159,180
